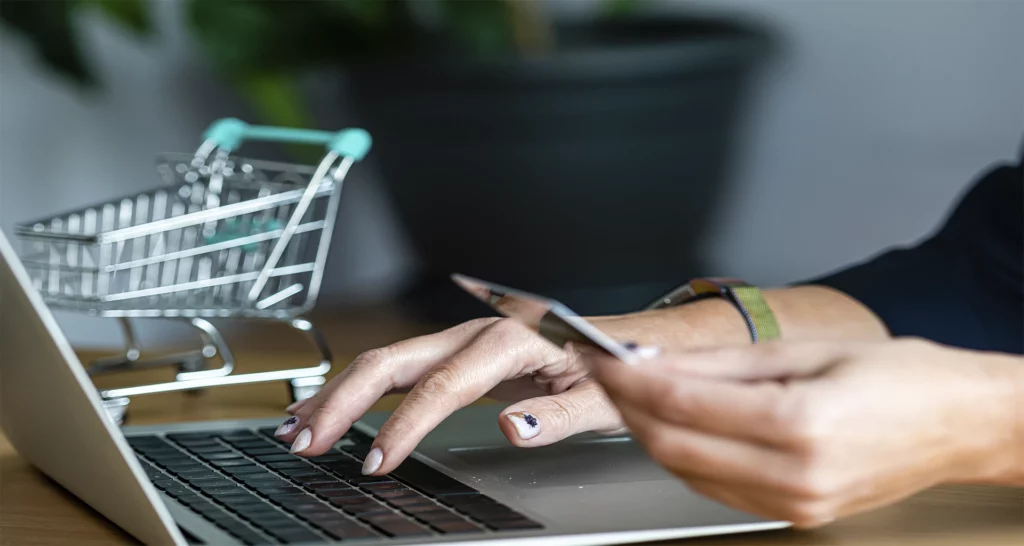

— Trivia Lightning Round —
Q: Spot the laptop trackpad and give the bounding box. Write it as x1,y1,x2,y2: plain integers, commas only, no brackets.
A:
445,438,671,489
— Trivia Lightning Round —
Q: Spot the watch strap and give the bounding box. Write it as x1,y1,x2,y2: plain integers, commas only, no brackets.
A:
645,278,781,343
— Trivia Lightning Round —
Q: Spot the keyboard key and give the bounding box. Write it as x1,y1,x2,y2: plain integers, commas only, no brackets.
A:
267,461,313,470
211,459,256,468
321,461,362,475
214,430,256,438
346,503,394,517
138,447,184,457
174,492,206,505
161,461,205,471
347,476,396,486
148,453,192,463
175,440,223,449
268,528,324,544
267,493,316,506
254,454,302,463
198,485,246,496
368,517,431,537
390,458,478,496
278,467,326,478
221,523,268,544
341,444,371,458
371,489,419,500
176,469,220,479
385,495,432,508
238,447,285,456
166,432,217,442
294,473,336,484
431,519,483,534
361,481,408,491
239,475,289,485
186,445,233,454
221,465,267,475
315,520,380,540
304,481,351,491
200,452,246,461
253,485,304,495
237,507,288,520
307,454,349,464
226,438,270,446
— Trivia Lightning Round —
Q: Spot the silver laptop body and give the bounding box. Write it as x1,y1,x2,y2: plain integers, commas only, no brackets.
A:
0,229,788,545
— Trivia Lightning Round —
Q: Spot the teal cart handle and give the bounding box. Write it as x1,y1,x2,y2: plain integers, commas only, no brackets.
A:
202,117,372,160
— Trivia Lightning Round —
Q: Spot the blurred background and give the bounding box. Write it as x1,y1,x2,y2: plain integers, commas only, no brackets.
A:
2,0,1023,351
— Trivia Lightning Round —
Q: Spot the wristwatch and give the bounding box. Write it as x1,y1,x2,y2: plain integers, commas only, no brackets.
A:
644,278,781,343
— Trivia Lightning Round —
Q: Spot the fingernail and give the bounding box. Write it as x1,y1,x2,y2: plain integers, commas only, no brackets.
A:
275,416,299,437
624,341,661,360
285,400,303,413
289,428,312,454
634,345,661,360
362,447,383,475
505,411,541,440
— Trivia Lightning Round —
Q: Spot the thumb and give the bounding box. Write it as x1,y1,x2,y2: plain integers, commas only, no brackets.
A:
639,341,852,381
498,380,622,447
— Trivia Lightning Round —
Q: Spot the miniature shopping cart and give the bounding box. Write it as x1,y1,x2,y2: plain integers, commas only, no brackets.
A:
14,118,372,424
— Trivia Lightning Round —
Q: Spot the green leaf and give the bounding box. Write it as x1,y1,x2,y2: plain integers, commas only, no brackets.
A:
236,73,321,163
437,0,514,57
600,0,641,17
83,0,152,35
0,0,96,86
328,0,390,28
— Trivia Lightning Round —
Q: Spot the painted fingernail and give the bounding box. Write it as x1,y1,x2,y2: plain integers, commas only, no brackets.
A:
505,411,541,440
289,428,312,454
285,400,303,413
275,416,299,437
624,341,661,360
362,447,383,475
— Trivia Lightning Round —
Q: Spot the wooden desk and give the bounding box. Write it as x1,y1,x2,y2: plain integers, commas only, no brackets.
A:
2,310,1022,545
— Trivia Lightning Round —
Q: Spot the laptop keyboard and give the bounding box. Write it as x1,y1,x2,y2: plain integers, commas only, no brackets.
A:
128,427,542,545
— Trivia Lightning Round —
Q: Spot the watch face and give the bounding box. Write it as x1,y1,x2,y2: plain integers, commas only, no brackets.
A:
451,274,639,366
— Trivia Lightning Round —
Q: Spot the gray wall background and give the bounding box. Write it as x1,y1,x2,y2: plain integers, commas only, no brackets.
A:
2,0,1022,350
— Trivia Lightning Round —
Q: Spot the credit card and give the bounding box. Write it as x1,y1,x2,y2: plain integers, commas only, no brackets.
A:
451,274,639,366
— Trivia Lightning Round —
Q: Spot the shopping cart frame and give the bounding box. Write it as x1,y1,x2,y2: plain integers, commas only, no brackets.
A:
14,119,372,424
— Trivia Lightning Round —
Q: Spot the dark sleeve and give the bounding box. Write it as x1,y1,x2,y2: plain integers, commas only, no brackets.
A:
805,152,1023,355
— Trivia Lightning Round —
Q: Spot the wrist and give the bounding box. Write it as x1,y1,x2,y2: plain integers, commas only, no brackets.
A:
947,352,1024,485
594,298,749,351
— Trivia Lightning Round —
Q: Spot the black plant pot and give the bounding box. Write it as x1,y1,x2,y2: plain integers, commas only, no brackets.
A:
347,15,772,323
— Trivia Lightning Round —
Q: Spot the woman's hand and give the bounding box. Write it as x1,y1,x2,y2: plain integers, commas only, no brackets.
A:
587,338,1021,528
276,314,648,474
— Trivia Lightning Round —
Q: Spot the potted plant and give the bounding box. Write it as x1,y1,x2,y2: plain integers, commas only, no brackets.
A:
3,0,772,322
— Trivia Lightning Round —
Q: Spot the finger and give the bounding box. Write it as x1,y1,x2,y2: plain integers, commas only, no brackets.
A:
685,478,788,522
614,400,806,496
593,354,793,446
685,479,835,529
285,397,310,414
363,319,565,474
588,342,849,381
498,379,623,447
279,319,494,454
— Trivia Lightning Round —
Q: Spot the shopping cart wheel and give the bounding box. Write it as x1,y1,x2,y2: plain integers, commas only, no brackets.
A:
103,397,131,426
289,376,325,404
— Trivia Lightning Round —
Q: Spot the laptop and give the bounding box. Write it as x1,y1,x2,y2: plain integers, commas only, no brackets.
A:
0,229,788,545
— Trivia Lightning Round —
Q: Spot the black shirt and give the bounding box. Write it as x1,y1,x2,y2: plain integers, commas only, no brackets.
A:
809,145,1023,355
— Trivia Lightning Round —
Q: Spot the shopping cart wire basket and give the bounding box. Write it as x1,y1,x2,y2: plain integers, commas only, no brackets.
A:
15,118,372,424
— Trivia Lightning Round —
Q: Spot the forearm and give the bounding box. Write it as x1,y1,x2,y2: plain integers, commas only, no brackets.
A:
596,284,890,351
